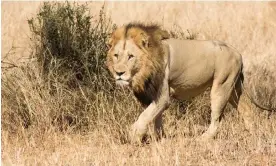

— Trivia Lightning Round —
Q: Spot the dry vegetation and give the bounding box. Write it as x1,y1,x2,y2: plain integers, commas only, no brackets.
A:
2,2,276,165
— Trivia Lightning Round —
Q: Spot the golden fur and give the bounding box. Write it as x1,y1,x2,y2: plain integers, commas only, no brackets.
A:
106,23,170,105
106,23,273,143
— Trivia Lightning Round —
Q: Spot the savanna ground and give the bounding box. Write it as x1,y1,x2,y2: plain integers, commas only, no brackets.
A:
2,2,276,165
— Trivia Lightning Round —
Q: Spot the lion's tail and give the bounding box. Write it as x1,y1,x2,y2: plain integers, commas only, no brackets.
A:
240,72,276,111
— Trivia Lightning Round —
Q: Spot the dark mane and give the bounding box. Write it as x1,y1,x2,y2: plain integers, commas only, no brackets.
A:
123,22,169,106
124,22,170,41
107,23,169,107
125,22,160,34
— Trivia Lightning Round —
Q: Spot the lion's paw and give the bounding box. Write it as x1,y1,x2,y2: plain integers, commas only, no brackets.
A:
129,122,147,144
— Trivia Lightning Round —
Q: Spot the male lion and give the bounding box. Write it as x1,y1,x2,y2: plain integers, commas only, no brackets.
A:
106,23,273,143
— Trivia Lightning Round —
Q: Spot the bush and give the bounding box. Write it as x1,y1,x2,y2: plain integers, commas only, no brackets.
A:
3,2,135,135
28,2,115,92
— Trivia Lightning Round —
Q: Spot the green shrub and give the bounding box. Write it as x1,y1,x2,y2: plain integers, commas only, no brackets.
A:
2,2,126,134
28,2,115,92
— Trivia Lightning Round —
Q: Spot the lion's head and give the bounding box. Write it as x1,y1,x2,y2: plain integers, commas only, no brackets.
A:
106,23,169,105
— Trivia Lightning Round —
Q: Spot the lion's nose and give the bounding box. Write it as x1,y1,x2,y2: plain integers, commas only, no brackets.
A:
115,71,125,76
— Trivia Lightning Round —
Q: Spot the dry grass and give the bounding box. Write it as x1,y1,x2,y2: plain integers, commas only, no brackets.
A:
2,2,276,165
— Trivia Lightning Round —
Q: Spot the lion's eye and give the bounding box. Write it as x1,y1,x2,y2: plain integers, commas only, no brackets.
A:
128,54,134,60
114,54,119,58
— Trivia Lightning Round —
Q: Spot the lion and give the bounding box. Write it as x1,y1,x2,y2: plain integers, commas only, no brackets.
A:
106,23,275,143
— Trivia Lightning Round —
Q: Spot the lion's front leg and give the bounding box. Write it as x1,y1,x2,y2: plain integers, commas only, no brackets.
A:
153,114,164,140
130,62,170,144
140,114,166,142
130,100,169,143
130,86,170,143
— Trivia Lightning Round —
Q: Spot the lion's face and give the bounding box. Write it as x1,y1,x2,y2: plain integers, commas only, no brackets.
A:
106,24,168,93
107,39,146,87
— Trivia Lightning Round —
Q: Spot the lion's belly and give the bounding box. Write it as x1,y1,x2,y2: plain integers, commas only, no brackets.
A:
170,78,212,100
169,64,214,100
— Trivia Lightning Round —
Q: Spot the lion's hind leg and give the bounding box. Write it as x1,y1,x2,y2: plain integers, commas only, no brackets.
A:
229,94,255,132
202,72,238,140
229,76,255,132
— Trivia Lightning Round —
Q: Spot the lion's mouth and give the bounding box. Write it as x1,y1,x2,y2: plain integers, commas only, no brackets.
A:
116,79,130,86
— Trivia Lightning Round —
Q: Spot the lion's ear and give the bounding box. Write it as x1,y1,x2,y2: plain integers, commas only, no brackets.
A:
155,29,170,40
142,39,149,48
159,30,170,40
140,32,149,48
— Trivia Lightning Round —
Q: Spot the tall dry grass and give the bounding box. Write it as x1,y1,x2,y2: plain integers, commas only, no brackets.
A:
2,2,276,165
